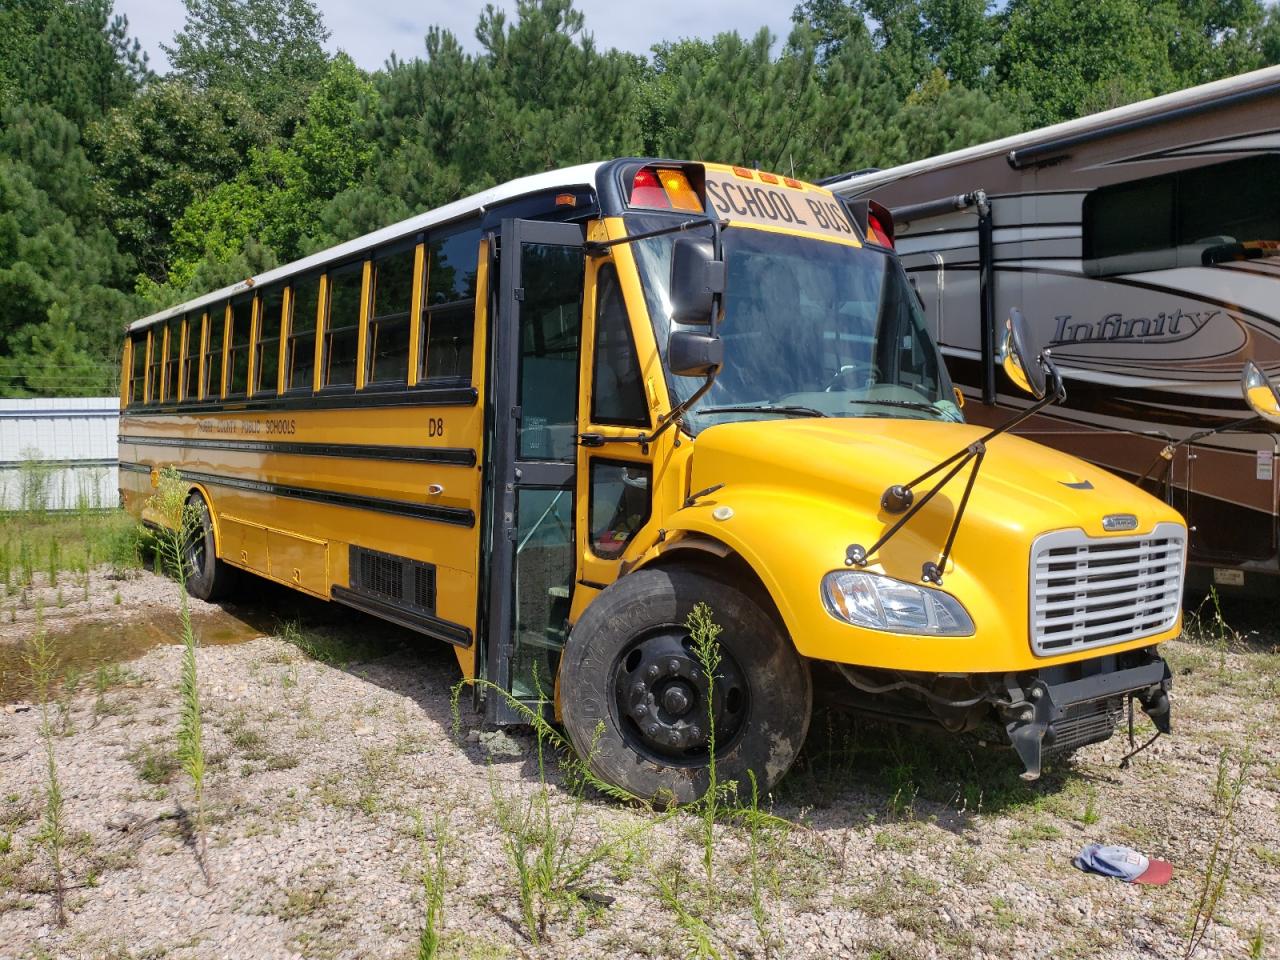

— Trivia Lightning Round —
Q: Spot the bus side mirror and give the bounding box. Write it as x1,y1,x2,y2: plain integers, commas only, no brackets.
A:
1242,360,1280,425
669,236,724,326
1001,308,1056,400
668,330,723,378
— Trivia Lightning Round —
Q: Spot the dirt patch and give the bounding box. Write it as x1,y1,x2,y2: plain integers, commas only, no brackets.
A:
0,578,1277,960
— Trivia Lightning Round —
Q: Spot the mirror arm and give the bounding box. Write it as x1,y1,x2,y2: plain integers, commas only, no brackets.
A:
585,218,728,257
883,366,1065,513
578,373,720,454
1136,413,1262,492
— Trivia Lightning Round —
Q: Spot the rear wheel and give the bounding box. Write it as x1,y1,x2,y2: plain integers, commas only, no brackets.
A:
183,493,236,602
560,567,811,804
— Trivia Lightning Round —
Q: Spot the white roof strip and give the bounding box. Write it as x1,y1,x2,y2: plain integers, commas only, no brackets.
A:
828,65,1280,196
128,161,606,333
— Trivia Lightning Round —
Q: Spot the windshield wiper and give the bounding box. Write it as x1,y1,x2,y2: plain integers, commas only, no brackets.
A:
848,399,945,417
700,404,829,418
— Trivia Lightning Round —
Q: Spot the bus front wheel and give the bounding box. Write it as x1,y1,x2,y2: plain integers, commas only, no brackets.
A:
560,567,811,804
183,493,236,602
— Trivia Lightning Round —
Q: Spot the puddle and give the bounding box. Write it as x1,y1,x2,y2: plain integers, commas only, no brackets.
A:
0,607,263,703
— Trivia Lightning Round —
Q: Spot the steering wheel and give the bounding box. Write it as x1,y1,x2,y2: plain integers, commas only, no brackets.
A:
823,364,864,392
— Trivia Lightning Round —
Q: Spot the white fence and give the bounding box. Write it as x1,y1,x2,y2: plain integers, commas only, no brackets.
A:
0,397,119,511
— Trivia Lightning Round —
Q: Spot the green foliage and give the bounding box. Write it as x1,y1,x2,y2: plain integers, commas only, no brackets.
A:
1,0,1276,397
24,616,68,926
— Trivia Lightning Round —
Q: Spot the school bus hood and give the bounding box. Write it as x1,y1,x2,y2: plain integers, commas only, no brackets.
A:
688,417,1180,539
674,416,1186,673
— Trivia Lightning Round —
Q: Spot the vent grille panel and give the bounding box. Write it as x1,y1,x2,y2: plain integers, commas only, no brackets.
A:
1029,522,1185,657
349,545,436,615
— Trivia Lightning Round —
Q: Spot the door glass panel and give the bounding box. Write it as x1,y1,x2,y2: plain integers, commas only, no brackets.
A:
589,460,652,559
511,487,573,700
517,244,583,461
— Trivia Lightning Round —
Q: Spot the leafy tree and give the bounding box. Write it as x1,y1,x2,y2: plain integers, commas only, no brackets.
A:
0,105,134,396
0,0,147,126
89,79,272,281
163,0,331,133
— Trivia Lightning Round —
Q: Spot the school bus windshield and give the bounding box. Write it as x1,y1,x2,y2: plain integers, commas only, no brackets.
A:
631,218,962,429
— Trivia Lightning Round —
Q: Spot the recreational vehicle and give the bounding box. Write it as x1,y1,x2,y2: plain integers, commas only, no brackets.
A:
825,66,1280,594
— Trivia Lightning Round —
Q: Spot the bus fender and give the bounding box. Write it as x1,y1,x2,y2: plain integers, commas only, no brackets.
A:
185,481,223,559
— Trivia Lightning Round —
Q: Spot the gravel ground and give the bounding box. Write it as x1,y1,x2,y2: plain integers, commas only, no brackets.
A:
1,569,1277,960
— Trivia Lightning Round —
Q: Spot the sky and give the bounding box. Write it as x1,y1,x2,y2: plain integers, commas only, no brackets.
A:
112,0,799,73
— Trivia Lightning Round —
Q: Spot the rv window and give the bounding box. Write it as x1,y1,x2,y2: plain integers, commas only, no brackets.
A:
1083,155,1280,277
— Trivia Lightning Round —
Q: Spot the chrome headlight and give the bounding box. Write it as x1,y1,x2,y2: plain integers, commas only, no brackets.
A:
821,571,975,636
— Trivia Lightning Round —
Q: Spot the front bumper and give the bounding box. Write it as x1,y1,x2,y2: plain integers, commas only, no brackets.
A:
1001,648,1172,779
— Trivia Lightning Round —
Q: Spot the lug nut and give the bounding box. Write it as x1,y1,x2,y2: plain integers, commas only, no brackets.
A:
647,665,659,679
668,659,681,674
647,724,659,736
635,704,647,717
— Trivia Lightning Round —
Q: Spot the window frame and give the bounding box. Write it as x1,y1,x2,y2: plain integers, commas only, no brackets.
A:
253,284,287,397
203,304,228,401
586,458,654,560
162,317,181,404
284,271,323,394
225,295,254,399
418,221,481,386
364,239,418,389
320,259,366,392
128,332,147,407
180,313,202,402
589,262,651,428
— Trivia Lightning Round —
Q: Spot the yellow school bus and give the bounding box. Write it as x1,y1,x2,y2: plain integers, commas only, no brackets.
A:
120,159,1193,802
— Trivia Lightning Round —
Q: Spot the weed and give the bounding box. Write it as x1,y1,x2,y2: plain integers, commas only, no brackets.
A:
277,618,382,666
47,541,59,586
414,811,450,960
149,468,210,883
129,742,179,784
24,618,67,926
1248,926,1266,960
1185,747,1253,959
687,601,724,906
653,857,722,960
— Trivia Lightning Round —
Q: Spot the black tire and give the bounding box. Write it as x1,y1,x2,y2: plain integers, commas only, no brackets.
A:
560,567,811,804
183,493,236,602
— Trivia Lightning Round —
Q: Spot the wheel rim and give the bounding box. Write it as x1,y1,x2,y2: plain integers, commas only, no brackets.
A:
610,626,749,765
184,509,207,580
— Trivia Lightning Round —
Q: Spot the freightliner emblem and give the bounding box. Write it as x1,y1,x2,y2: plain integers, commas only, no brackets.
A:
1102,514,1139,532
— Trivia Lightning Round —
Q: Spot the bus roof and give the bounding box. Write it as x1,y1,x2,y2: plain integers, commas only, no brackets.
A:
127,161,606,333
824,65,1280,196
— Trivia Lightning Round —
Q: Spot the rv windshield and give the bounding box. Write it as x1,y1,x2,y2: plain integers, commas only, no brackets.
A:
631,219,961,430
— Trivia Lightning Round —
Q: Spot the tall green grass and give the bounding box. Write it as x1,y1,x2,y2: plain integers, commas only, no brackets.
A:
24,611,68,927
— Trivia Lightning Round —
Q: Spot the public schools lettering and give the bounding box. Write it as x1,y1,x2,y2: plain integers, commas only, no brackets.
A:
704,173,857,242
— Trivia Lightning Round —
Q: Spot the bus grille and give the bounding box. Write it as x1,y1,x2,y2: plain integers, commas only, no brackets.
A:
1029,522,1185,657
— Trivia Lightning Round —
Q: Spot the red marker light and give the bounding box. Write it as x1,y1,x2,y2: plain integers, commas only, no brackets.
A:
630,168,670,209
867,214,894,249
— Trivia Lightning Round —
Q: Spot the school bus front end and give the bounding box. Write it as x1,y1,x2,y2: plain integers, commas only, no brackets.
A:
557,160,1184,800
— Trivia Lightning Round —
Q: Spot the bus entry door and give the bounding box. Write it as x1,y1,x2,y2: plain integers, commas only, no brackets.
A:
483,219,586,722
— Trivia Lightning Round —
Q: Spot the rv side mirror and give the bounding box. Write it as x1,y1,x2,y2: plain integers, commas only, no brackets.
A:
1242,360,1280,425
669,236,724,326
1000,308,1050,400
668,330,723,378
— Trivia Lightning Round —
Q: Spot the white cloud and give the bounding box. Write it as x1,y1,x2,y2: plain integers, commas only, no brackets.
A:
115,0,797,74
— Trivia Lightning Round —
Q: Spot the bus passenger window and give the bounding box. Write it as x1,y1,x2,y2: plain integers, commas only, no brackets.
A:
366,247,414,386
145,329,161,404
227,297,253,397
420,227,480,383
590,265,648,426
589,461,652,559
286,275,320,392
203,305,226,400
323,262,362,388
163,317,181,403
128,333,147,406
254,287,285,396
182,313,201,401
